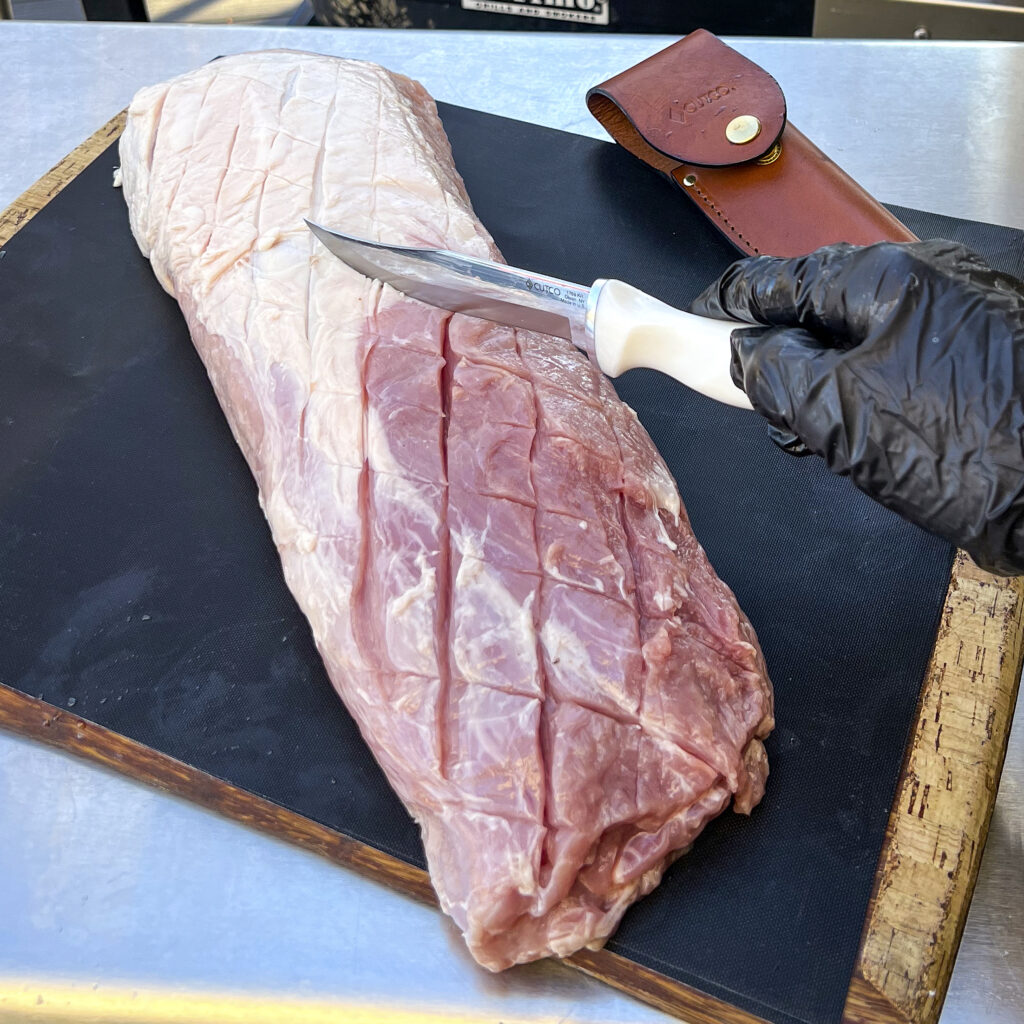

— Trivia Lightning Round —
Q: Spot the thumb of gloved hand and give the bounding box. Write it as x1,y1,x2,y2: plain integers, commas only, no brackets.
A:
727,324,846,453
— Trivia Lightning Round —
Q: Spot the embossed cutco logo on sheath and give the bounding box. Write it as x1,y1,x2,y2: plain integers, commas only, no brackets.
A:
669,85,732,126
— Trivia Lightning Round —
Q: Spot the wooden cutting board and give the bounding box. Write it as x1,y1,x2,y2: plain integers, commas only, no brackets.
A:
1,110,1021,1024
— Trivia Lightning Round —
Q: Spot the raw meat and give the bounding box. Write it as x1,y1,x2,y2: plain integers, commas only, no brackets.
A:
119,50,774,970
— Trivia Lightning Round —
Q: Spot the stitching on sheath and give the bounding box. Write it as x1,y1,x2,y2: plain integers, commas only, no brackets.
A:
690,182,760,255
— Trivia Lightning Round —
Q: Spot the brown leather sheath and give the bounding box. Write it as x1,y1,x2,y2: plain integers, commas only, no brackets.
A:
586,30,917,258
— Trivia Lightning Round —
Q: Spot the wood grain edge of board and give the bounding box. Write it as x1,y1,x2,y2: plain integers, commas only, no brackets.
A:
0,111,127,249
568,948,773,1024
842,553,1024,1024
4,108,1024,1024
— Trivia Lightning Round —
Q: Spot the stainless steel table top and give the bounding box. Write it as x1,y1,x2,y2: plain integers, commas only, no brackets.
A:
0,23,1021,1024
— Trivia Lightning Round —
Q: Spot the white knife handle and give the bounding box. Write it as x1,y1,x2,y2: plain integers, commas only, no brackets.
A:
590,279,754,410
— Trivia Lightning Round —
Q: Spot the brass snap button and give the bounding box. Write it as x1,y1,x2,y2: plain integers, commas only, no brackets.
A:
725,115,762,145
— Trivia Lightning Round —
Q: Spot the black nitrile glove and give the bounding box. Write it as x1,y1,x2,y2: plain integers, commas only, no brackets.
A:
690,240,1024,576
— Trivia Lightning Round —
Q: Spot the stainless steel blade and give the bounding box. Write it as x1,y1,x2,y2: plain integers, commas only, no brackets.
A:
306,221,591,340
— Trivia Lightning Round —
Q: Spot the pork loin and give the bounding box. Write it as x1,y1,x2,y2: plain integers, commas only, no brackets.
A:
118,50,774,970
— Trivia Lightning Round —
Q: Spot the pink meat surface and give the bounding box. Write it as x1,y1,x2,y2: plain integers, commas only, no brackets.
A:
118,50,774,970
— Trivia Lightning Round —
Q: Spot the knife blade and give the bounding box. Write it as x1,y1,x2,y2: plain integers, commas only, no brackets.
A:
307,220,591,342
306,221,752,410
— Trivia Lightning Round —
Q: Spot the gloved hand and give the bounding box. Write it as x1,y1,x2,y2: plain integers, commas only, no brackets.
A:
690,240,1024,576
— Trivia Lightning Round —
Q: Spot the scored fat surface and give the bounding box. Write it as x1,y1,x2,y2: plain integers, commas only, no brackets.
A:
119,50,774,970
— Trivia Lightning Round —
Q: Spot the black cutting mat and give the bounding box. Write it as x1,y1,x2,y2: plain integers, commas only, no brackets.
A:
2,103,1022,1024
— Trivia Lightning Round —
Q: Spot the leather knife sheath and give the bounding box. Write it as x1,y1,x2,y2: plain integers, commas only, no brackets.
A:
587,30,918,257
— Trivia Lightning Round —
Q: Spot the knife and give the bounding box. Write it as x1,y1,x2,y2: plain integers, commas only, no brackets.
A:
306,221,752,410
